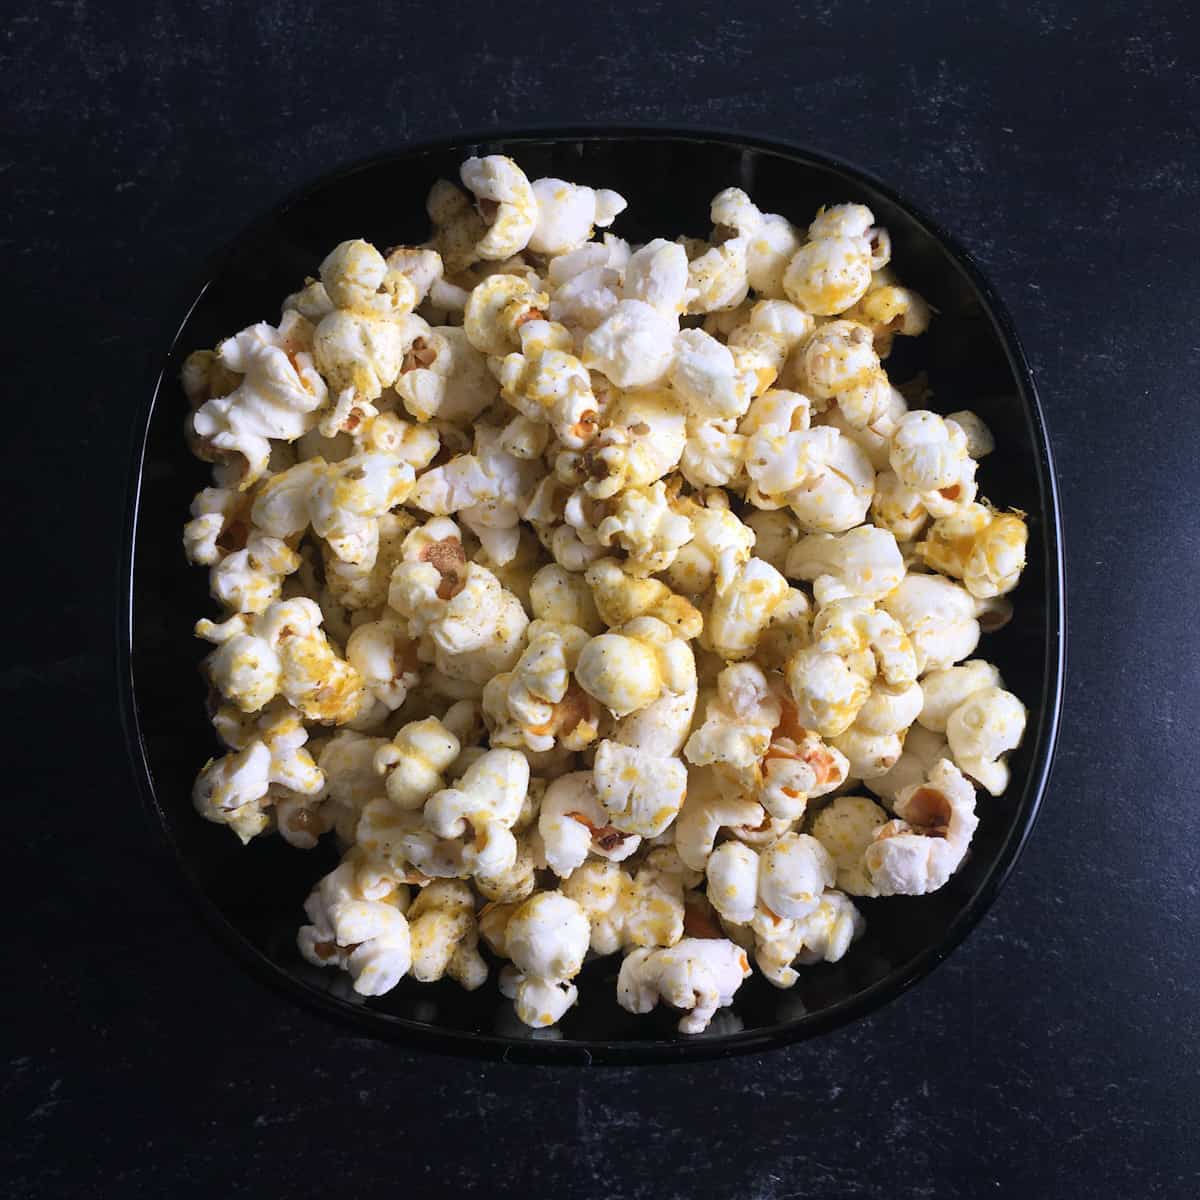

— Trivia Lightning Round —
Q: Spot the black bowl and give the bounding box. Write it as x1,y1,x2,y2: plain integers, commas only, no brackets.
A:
119,128,1065,1064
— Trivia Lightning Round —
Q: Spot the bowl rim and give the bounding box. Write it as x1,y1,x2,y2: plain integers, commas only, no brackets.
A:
117,123,1066,1065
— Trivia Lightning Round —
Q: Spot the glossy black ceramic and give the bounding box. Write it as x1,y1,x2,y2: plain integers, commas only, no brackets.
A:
120,129,1064,1064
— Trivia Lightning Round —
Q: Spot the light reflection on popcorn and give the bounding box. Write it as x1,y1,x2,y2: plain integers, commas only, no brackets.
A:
180,160,1030,1032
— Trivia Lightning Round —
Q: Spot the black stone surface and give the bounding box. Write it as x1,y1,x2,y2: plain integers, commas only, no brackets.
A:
4,1,1197,1196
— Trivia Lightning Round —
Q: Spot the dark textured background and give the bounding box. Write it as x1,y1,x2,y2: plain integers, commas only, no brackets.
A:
5,1,1198,1196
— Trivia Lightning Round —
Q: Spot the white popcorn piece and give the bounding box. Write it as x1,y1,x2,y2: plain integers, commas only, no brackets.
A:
752,890,865,987
864,759,979,895
313,310,422,402
945,686,1027,795
786,525,905,606
463,273,549,357
945,410,995,459
182,487,249,566
422,747,530,877
345,617,419,710
669,328,756,421
547,242,624,333
595,480,694,576
591,723,690,838
810,795,889,895
882,573,981,673
743,509,800,574
581,387,687,499
528,177,626,256
208,530,302,615
529,562,604,633
319,239,417,319
674,766,765,872
679,417,746,489
460,155,538,260
865,723,948,807
309,451,416,563
406,879,487,989
783,235,872,316
757,833,836,920
498,332,600,450
686,237,750,315
539,771,640,877
810,596,918,686
870,469,930,542
919,660,1004,733
585,558,702,640
192,320,329,487
374,715,461,809
784,645,869,739
685,663,781,771
617,938,751,1034
297,860,412,996
197,598,366,723
710,188,803,298
498,891,591,1027
581,299,677,388
700,557,790,661
798,320,883,407
385,245,444,305
623,238,690,315
889,409,972,493
576,614,696,718
483,620,601,753
394,325,498,424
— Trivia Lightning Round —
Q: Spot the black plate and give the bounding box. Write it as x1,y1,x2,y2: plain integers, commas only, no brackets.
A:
119,128,1065,1064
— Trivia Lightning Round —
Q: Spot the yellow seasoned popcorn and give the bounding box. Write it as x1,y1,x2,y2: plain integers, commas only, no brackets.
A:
181,159,1032,1027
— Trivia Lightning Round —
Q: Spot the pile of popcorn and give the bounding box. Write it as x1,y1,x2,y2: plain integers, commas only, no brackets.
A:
182,155,1029,1034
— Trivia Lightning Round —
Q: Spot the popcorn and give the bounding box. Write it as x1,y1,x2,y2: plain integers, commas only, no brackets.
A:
197,598,366,723
585,558,702,639
843,271,931,356
181,160,1033,1024
700,556,789,661
319,239,417,319
863,759,979,895
297,859,412,996
528,177,626,256
595,480,694,576
743,509,800,574
870,469,929,542
498,891,591,1027
686,238,750,315
617,938,751,1033
882,573,981,673
463,274,549,357
918,660,1003,732
192,319,329,487
374,716,461,809
785,525,905,606
960,511,1028,599
674,766,765,871
529,562,604,633
810,795,889,895
581,300,677,388
497,330,599,450
540,771,640,877
411,426,539,564
422,747,530,877
945,686,1027,795
710,189,802,298
889,410,972,493
751,890,864,987
406,879,488,989
623,238,690,315
685,663,780,771
581,387,687,499
345,617,419,710
783,227,873,316
576,615,696,718
669,329,756,421
483,619,601,753
460,155,538,261
313,310,421,402
865,723,949,806
394,325,498,424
